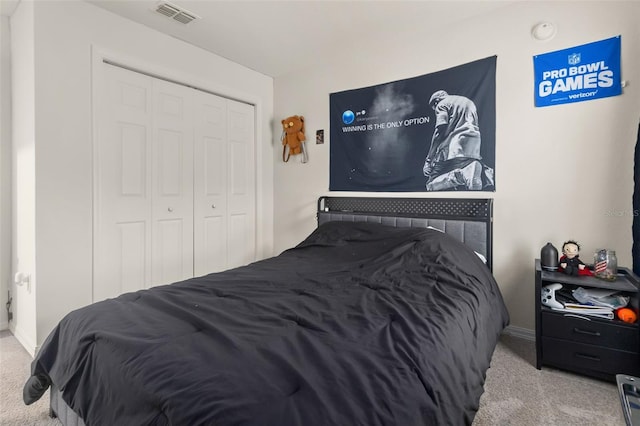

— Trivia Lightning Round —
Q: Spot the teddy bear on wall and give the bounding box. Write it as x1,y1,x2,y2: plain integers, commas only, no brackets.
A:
281,115,308,163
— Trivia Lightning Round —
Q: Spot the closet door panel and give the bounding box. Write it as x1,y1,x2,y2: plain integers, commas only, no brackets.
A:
228,214,250,267
96,63,257,299
151,80,194,286
227,100,256,268
94,64,153,302
194,91,228,275
117,222,147,295
156,218,185,285
119,124,147,195
157,129,184,195
202,216,226,273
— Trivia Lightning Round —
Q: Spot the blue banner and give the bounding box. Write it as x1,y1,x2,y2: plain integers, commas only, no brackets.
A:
330,57,496,192
533,36,621,107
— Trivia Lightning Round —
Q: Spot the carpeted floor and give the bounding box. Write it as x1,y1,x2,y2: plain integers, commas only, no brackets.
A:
0,330,59,426
0,330,625,425
473,334,624,425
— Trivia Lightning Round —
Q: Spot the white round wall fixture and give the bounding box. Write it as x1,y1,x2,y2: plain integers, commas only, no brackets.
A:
531,22,557,41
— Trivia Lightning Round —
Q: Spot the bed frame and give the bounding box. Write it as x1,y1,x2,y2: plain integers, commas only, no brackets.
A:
317,196,493,270
49,196,494,425
50,384,83,426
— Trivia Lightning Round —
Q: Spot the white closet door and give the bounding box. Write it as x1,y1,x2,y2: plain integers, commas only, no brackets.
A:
151,80,194,286
193,95,256,275
95,63,255,300
94,64,153,301
95,65,195,301
226,100,256,268
193,90,228,275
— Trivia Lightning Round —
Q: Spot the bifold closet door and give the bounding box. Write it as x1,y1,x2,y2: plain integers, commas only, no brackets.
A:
193,92,256,276
94,64,194,301
94,65,152,302
226,100,256,269
151,79,194,286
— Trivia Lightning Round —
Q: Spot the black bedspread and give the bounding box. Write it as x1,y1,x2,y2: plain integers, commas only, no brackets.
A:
25,222,509,426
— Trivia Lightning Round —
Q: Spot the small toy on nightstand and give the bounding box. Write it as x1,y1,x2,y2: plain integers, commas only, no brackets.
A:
558,240,593,277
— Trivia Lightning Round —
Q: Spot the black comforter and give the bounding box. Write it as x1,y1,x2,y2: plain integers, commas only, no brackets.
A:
25,221,509,426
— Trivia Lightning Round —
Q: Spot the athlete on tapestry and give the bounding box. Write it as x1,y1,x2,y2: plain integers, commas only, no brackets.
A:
422,90,494,191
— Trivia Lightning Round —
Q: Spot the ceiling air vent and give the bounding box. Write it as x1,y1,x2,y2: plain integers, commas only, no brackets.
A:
155,1,200,24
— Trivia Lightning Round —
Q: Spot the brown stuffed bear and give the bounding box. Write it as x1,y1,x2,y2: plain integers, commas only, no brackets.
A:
281,115,307,163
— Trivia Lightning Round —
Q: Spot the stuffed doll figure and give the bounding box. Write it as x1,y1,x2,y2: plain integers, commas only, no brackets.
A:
281,115,308,163
558,240,592,276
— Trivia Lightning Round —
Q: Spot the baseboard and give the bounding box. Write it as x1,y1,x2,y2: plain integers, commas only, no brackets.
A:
11,324,37,358
502,325,535,341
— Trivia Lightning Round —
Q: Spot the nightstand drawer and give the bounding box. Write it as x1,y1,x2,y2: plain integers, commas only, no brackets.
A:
542,337,640,376
542,311,638,353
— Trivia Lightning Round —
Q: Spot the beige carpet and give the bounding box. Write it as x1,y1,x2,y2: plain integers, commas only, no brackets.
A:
473,334,624,425
0,331,59,426
0,330,625,425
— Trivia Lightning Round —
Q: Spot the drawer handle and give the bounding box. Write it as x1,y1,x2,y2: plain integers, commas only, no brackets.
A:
575,353,601,362
573,327,600,337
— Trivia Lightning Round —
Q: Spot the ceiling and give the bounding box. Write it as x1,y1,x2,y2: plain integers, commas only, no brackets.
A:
2,1,517,78
85,0,517,78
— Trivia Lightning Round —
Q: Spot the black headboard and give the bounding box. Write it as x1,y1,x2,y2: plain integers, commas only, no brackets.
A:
316,197,493,270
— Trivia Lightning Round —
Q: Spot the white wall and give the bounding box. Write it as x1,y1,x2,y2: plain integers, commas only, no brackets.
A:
273,1,640,332
10,0,37,352
1,16,12,331
10,0,274,352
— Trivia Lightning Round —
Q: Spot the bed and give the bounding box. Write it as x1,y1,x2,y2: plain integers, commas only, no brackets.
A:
24,196,508,426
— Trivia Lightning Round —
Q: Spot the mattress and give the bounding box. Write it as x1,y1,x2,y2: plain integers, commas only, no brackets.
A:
25,221,509,425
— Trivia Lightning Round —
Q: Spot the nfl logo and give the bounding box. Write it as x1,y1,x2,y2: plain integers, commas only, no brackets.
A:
568,53,581,65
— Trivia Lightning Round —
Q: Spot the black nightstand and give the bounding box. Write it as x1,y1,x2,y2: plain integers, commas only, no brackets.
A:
535,259,640,382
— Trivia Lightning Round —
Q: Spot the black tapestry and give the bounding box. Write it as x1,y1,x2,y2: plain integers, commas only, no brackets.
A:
329,56,496,192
